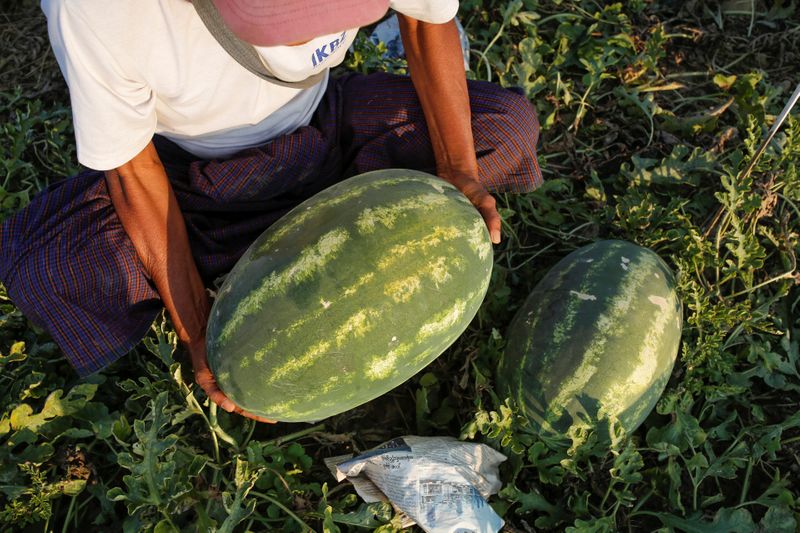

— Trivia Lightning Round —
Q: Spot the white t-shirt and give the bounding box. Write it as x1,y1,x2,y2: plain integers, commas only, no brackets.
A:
42,0,459,171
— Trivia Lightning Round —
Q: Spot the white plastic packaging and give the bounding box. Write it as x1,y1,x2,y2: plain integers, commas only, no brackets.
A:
326,436,506,533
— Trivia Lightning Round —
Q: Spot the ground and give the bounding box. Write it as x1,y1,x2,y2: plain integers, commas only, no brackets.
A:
1,0,799,531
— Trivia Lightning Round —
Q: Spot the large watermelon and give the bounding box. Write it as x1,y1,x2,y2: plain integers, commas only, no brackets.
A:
497,240,682,437
206,169,493,422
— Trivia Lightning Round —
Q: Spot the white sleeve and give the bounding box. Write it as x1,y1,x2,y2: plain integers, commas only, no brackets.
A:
43,0,156,171
389,0,459,24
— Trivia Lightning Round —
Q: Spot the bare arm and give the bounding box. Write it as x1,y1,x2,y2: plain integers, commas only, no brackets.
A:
398,14,502,243
105,141,273,422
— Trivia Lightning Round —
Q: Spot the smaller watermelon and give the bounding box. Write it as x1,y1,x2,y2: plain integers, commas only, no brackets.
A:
497,240,682,438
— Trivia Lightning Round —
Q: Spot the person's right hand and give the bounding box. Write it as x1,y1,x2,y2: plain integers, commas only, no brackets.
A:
187,338,277,424
439,171,501,244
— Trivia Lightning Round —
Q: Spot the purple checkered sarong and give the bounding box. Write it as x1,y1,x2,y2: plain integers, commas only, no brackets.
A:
0,72,542,376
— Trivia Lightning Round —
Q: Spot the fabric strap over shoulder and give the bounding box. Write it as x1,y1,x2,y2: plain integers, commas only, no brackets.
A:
192,0,327,89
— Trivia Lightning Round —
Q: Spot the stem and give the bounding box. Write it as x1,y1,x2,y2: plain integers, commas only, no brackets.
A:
719,51,751,72
777,192,800,221
242,419,257,449
160,509,177,528
263,424,326,447
600,479,615,511
572,81,596,132
506,241,557,272
631,488,654,513
739,459,754,505
208,403,240,451
664,71,711,79
61,495,77,533
476,21,507,83
714,212,730,288
537,12,584,25
250,491,312,532
206,404,224,517
468,49,492,82
677,451,699,513
611,493,624,523
726,270,797,298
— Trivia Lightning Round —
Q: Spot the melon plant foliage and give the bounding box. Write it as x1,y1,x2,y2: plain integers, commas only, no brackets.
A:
2,0,800,531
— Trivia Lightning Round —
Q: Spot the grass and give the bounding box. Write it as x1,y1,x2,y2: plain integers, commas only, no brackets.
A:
1,0,800,531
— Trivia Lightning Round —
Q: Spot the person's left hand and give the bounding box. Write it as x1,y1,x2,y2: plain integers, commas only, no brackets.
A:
188,338,277,424
441,172,502,244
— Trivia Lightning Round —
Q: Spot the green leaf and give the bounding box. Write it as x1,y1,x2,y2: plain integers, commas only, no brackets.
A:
419,372,438,388
9,404,34,431
76,403,114,440
666,459,685,514
0,341,27,364
430,404,456,426
53,428,94,440
218,459,261,533
527,441,565,485
686,452,709,473
499,484,565,528
16,442,55,463
649,508,756,533
621,145,716,187
153,519,179,533
646,409,706,452
106,487,126,502
703,440,749,480
193,502,217,531
610,443,644,485
143,312,178,367
415,387,431,433
56,479,86,497
322,505,342,533
0,484,27,499
714,74,737,90
759,506,796,532
41,384,98,418
122,515,145,533
332,502,393,527
567,516,615,532
105,392,189,517
113,414,132,441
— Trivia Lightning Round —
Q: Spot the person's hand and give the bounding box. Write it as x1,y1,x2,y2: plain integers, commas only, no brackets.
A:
187,338,277,424
441,172,502,244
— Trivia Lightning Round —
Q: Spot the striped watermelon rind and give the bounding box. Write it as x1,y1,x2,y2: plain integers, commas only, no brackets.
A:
497,240,682,438
206,169,493,422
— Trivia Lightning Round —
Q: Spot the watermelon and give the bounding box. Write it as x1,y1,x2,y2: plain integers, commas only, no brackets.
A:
497,240,682,437
206,169,493,422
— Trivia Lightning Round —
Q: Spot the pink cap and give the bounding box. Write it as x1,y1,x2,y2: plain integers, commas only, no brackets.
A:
212,0,390,46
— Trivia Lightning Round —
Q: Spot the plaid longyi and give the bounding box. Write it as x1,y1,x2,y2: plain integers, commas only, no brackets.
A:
0,72,542,376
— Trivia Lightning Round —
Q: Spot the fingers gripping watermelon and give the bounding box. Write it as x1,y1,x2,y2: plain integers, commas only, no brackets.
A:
206,169,494,422
497,240,682,437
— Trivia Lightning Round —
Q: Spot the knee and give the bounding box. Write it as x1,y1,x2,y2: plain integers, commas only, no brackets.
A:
504,89,540,139
470,83,543,193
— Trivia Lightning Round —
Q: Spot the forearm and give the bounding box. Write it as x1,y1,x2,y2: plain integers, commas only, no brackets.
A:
398,15,477,178
104,141,209,346
399,15,501,242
